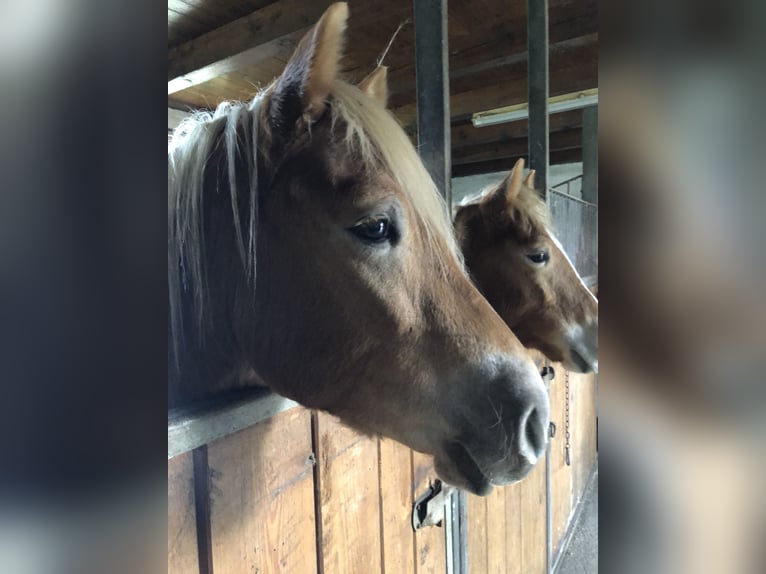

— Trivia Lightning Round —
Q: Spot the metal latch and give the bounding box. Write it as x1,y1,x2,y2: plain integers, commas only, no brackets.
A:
412,479,451,530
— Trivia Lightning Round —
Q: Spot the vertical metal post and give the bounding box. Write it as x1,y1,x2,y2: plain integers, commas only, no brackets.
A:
414,3,460,570
582,105,598,265
414,0,452,206
527,0,550,200
528,1,552,572
581,105,598,204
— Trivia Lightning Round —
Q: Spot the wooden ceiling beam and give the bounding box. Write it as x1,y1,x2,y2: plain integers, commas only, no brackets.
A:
452,149,583,178
168,0,340,94
452,128,583,166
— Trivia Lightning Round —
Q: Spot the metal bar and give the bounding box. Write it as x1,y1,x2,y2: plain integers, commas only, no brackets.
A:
414,0,452,205
548,187,598,208
168,389,298,459
550,173,583,191
527,0,550,200
528,0,552,570
581,105,598,204
458,490,469,573
445,489,454,574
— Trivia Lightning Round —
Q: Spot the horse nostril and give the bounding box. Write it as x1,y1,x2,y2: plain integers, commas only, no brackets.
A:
524,407,546,458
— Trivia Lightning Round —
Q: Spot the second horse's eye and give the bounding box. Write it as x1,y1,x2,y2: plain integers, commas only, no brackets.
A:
526,250,550,265
351,217,391,243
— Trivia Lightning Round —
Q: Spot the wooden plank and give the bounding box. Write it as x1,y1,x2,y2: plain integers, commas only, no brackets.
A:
486,486,507,574
316,412,382,574
168,452,200,574
519,459,547,574
412,451,447,574
452,149,583,178
467,493,488,573
549,364,573,556
392,49,598,128
504,485,523,574
206,407,317,574
452,128,582,166
378,438,416,574
168,0,335,85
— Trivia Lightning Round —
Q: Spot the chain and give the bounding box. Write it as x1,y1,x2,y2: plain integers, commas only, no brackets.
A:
565,370,571,466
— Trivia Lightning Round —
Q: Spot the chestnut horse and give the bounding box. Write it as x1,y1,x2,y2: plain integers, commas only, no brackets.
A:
454,160,599,373
358,67,598,373
168,3,548,494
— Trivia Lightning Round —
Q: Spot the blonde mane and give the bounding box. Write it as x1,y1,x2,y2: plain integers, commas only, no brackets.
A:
458,176,553,241
329,80,461,265
168,79,462,365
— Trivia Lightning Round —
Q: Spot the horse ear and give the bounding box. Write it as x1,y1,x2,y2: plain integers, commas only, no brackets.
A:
500,158,525,204
524,169,536,189
358,66,389,107
481,159,524,215
270,2,348,126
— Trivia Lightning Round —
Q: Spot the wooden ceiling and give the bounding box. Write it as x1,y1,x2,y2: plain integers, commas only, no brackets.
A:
168,0,597,176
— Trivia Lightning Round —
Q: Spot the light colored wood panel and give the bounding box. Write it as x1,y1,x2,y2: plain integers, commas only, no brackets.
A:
550,364,573,554
504,484,523,574
412,451,447,574
379,438,415,574
317,413,382,574
168,452,199,574
467,493,488,573
207,407,317,574
486,486,507,574
519,459,547,574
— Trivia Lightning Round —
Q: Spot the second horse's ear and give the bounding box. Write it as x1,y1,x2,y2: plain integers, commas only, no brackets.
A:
482,158,525,215
358,66,389,107
524,169,536,189
269,2,349,130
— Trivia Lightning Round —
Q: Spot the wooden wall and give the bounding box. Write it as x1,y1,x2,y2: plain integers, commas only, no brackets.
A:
168,368,597,574
463,360,597,574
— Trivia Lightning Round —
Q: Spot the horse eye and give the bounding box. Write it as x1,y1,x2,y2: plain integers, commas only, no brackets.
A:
351,217,391,243
527,250,550,265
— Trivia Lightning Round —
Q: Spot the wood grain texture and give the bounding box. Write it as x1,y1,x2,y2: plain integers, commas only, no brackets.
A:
485,485,507,574
412,451,447,574
466,492,488,573
168,452,200,574
206,407,317,574
378,438,416,574
519,460,547,574
504,484,523,574
316,412,382,574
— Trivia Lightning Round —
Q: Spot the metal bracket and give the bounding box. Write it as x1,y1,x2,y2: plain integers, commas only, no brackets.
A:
549,421,557,438
412,479,452,530
540,365,556,385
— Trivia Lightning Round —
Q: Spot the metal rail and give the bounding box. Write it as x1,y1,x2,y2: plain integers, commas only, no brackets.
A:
168,388,298,459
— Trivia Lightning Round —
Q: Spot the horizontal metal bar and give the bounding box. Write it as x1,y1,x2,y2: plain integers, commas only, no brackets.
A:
551,173,583,190
548,186,598,208
168,388,299,459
